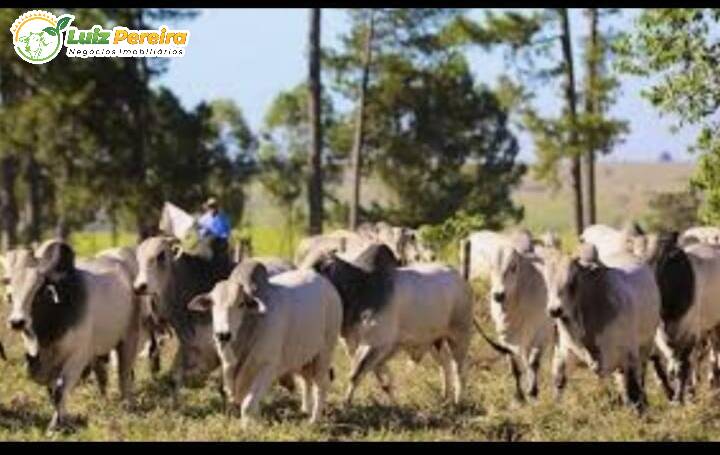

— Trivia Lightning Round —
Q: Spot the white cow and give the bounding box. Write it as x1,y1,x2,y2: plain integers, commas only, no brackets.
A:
681,226,720,246
312,244,474,405
580,223,648,263
188,261,342,428
487,241,554,402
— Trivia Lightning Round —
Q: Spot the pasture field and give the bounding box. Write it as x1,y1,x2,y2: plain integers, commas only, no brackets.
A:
0,278,719,441
0,161,713,441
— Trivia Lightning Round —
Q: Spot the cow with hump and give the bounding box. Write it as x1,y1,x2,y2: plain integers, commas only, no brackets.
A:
133,235,233,399
187,260,342,428
6,240,143,432
311,243,474,405
484,231,555,403
542,243,661,412
647,231,720,403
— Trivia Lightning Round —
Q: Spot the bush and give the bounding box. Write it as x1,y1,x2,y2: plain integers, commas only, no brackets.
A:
644,189,701,232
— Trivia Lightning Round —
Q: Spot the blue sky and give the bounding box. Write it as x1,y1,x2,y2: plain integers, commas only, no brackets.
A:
158,8,699,163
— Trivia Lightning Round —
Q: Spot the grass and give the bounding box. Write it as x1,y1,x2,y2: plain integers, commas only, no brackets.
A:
1,295,720,441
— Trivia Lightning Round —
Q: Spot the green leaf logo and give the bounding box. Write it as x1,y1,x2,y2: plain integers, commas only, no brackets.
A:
56,16,71,32
42,26,57,36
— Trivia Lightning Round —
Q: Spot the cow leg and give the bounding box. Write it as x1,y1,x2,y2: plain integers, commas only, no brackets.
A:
240,366,274,430
430,341,453,403
148,334,161,378
47,353,86,433
506,354,526,404
168,348,185,407
623,360,647,413
92,358,109,397
309,353,332,424
526,347,542,400
345,344,394,405
298,373,312,415
447,335,470,405
708,330,720,389
650,353,674,400
117,334,140,404
220,360,238,411
672,346,694,404
373,364,396,404
551,344,568,402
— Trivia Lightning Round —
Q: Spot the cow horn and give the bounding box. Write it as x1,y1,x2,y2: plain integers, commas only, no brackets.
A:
47,284,60,304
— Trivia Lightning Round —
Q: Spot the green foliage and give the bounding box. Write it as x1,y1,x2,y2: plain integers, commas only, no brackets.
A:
644,189,701,232
417,211,489,263
326,9,525,229
258,83,347,231
614,8,720,223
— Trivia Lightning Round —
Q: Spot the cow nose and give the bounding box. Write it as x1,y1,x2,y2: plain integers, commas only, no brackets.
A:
493,292,506,303
9,318,25,331
215,332,231,344
134,283,147,294
548,307,563,319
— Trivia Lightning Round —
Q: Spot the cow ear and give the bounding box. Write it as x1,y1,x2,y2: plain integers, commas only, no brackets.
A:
187,294,212,312
246,297,267,315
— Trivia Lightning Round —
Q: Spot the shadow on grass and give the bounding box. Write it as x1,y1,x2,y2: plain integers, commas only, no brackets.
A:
0,399,88,435
321,399,489,439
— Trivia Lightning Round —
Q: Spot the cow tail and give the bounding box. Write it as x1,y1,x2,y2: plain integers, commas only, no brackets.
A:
0,340,6,361
473,316,512,356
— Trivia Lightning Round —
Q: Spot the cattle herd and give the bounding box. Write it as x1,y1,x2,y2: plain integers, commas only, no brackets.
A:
1,219,720,436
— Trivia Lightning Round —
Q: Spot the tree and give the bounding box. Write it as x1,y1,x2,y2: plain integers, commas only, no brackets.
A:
460,9,626,234
558,8,583,235
259,84,344,230
348,9,375,230
307,8,323,235
581,8,627,226
614,9,720,224
326,9,525,229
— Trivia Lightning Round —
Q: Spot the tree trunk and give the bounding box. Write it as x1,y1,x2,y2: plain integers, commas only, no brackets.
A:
582,8,599,227
559,9,584,235
349,10,375,231
0,156,18,250
307,8,324,235
23,155,41,243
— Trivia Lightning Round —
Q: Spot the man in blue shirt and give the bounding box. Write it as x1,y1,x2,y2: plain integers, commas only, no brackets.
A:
198,197,231,240
197,197,232,263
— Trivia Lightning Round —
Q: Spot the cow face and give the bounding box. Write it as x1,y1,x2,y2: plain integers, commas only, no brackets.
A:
489,246,521,306
1,248,35,304
543,255,581,322
7,266,53,334
187,261,268,346
543,250,605,344
134,236,182,303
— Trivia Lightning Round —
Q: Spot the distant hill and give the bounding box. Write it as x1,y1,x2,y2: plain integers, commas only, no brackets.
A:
515,161,695,231
243,161,696,232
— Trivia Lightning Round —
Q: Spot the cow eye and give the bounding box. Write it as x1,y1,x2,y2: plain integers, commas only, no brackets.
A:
156,251,166,264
